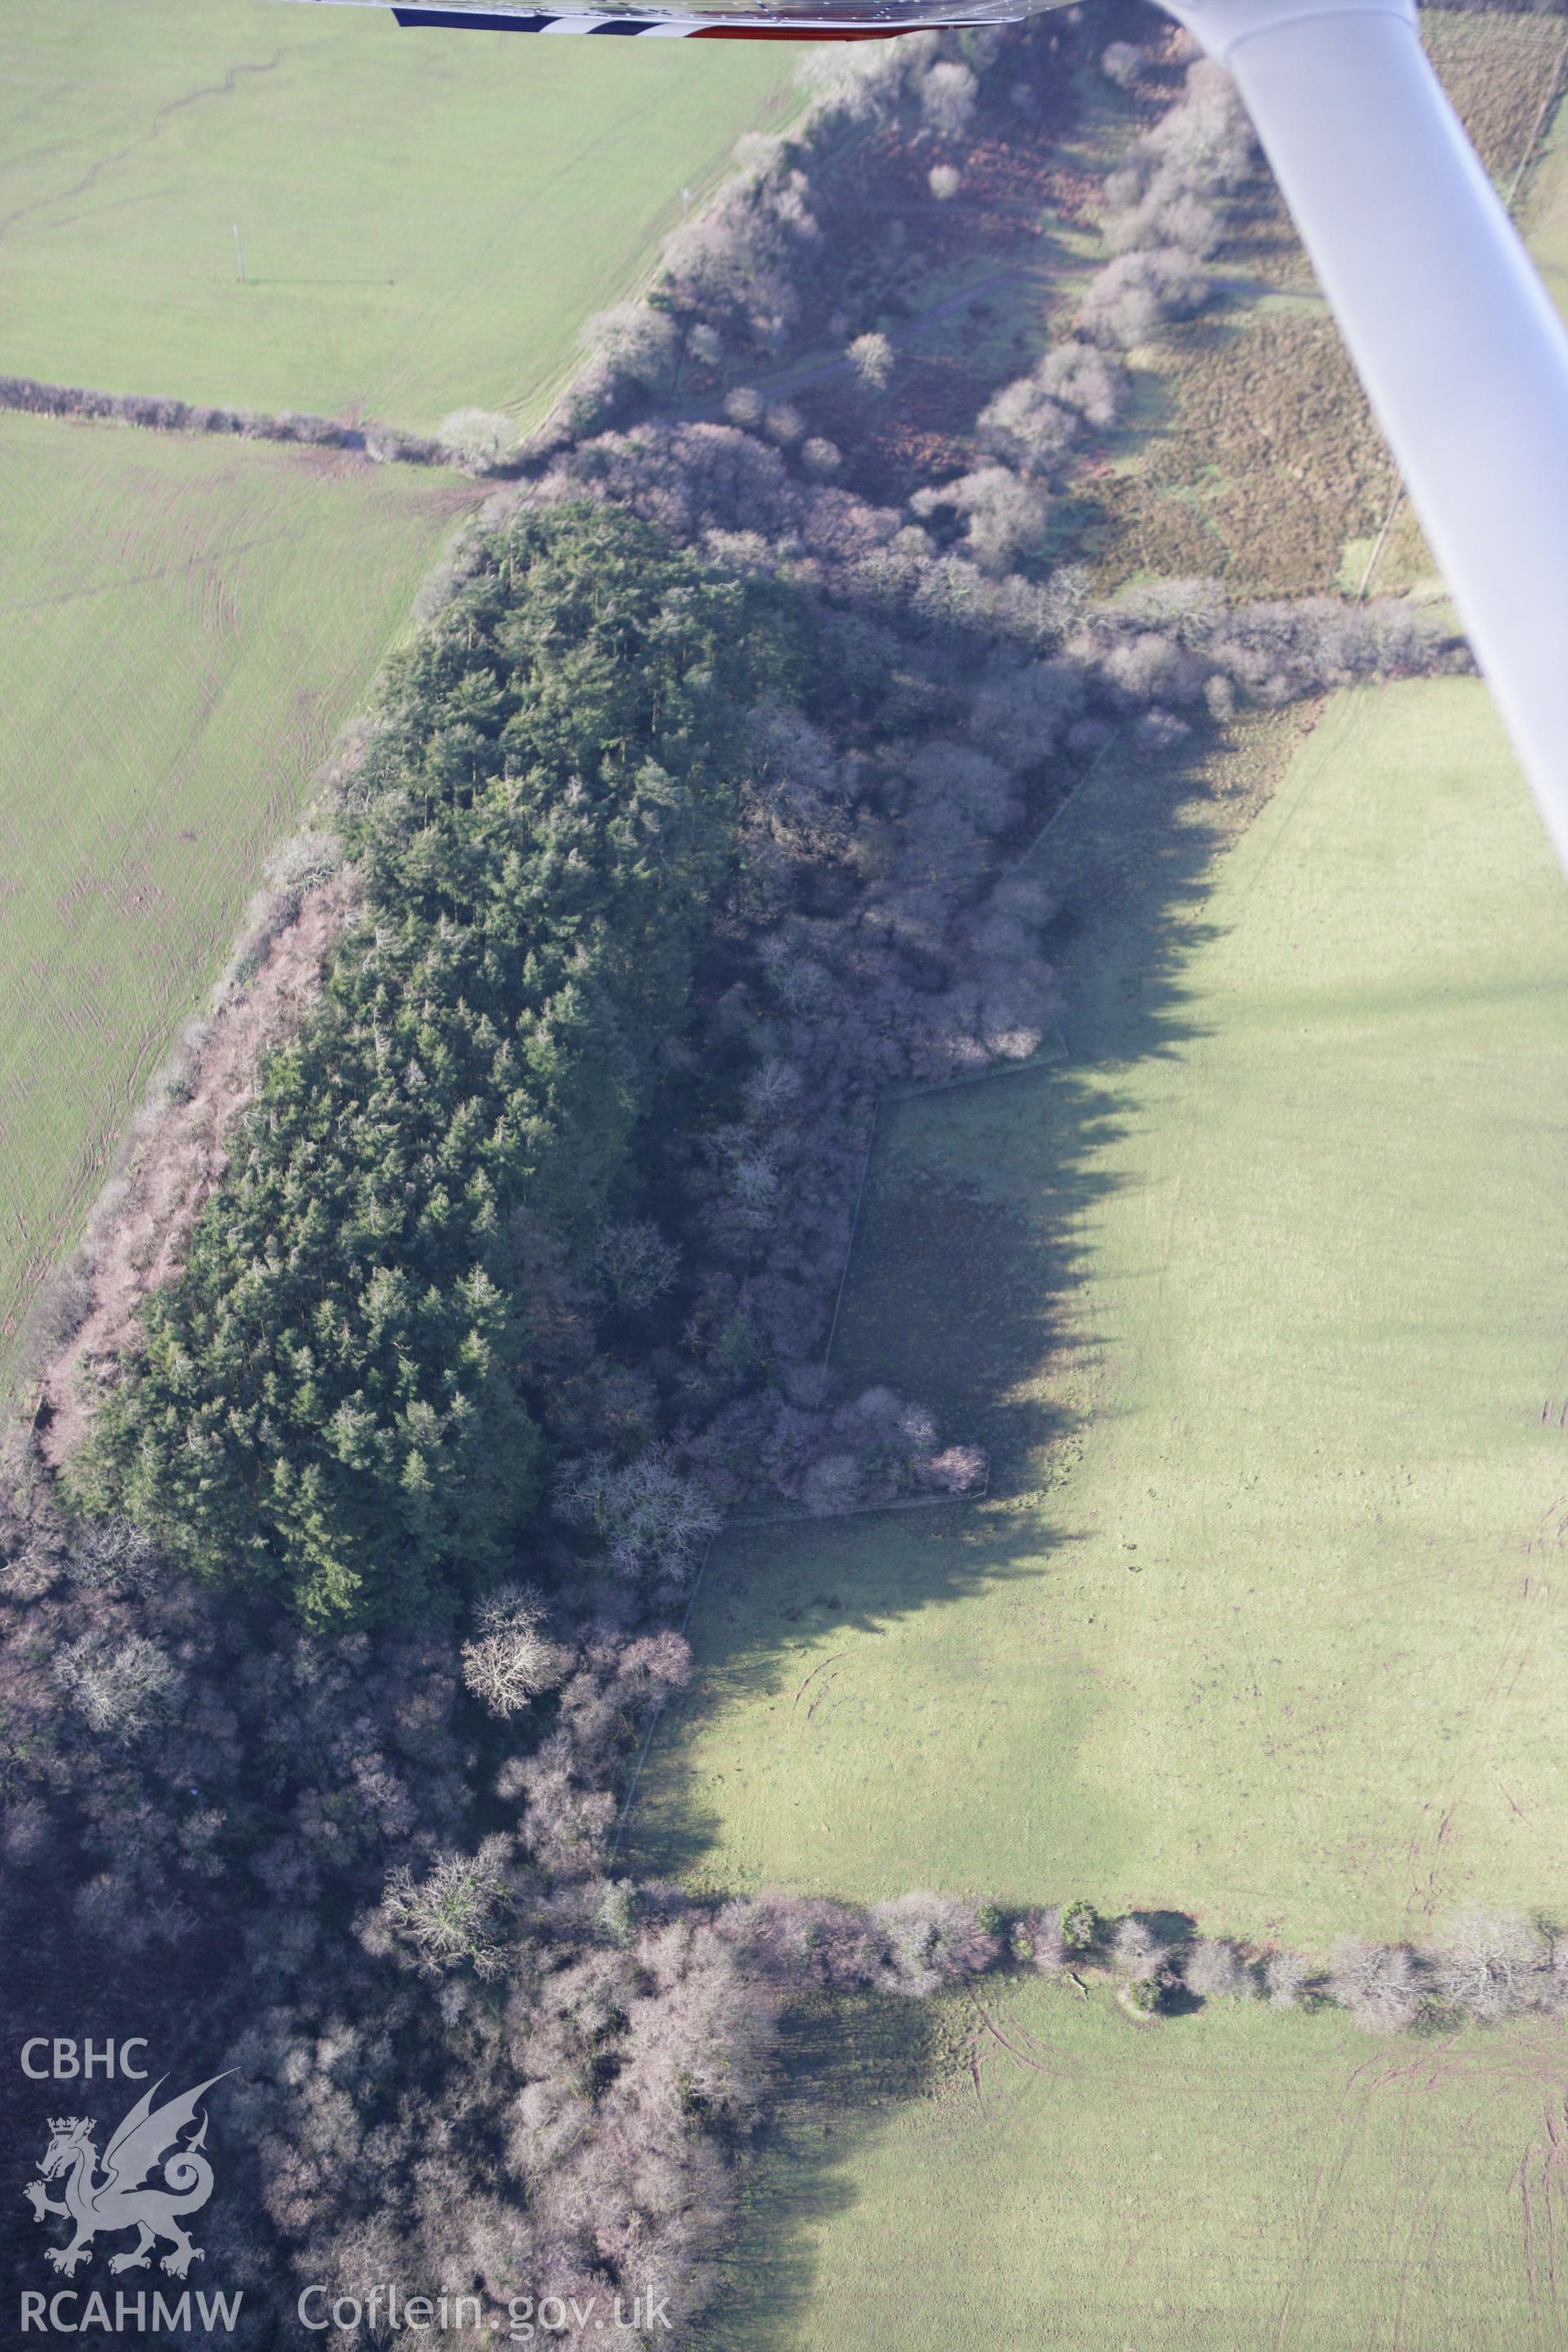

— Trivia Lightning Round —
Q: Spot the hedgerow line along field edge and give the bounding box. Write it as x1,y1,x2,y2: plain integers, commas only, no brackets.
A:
0,0,804,433
0,3,817,1404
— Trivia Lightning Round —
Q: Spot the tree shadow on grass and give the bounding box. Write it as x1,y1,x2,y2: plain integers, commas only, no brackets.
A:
637,713,1303,2331
688,1995,945,2352
829,715,1276,1487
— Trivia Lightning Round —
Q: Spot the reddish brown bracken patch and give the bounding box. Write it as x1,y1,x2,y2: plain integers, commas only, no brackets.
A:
36,867,362,1463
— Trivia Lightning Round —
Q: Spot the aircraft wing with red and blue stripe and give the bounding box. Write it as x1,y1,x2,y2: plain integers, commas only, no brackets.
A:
290,0,1029,40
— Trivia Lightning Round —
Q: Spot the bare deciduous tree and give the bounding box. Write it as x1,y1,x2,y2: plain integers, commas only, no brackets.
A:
461,1586,572,1719
920,60,978,141
436,408,517,474
1264,1949,1312,2009
553,1450,721,1590
1111,1917,1169,1982
52,1630,181,1742
1184,1936,1254,1999
1430,1907,1544,2020
846,331,894,391
1328,1937,1423,2034
595,1219,680,1313
372,1842,517,1980
1101,41,1144,90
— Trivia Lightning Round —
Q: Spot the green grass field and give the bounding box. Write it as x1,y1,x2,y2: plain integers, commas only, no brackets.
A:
647,680,1568,2345
0,411,476,1388
703,1977,1568,2352
0,0,802,1394
635,679,1568,1949
0,0,800,430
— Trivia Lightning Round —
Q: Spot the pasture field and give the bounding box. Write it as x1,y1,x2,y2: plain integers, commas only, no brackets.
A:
0,409,475,1392
633,678,1568,1949
0,0,800,430
701,1976,1568,2352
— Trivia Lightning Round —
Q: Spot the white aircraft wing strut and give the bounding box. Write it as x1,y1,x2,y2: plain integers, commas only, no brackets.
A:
1164,0,1568,867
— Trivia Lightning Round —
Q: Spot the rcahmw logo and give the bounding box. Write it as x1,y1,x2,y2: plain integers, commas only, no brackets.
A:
18,2038,243,2336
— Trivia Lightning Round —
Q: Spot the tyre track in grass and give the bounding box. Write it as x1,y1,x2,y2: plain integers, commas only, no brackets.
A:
0,51,283,243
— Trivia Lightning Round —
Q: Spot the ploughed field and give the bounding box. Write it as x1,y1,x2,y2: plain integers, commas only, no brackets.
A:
0,0,800,430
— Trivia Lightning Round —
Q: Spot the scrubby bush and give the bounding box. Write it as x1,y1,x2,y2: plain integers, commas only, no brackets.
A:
920,60,978,140
1036,341,1128,428
582,303,682,396
1061,1899,1099,1951
871,1889,999,1995
1430,1906,1544,2020
847,330,895,390
1078,247,1211,347
436,408,517,472
1184,1936,1254,1999
975,378,1079,476
1111,1917,1169,1983
911,466,1051,573
1101,40,1144,89
1017,1905,1068,1972
1264,1949,1312,2009
1328,1937,1423,2034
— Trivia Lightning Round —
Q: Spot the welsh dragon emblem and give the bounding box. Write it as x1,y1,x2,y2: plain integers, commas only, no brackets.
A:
24,2074,229,2278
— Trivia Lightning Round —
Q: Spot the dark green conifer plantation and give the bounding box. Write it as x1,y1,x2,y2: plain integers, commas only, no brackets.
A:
77,506,800,1627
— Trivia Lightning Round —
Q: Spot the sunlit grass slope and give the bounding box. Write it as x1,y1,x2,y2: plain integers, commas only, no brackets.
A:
0,0,800,430
702,1976,1568,2352
635,680,1568,1947
0,411,474,1389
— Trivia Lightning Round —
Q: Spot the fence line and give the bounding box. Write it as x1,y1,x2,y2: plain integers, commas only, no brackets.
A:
821,1111,879,1374
606,1528,717,1869
727,1452,992,1530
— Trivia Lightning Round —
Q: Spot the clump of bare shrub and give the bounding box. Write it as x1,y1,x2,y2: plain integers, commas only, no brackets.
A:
715,1887,997,1997
1264,1949,1312,2008
1183,1936,1254,2000
437,408,518,474
461,1587,573,1719
553,1450,722,1594
1428,1905,1546,2022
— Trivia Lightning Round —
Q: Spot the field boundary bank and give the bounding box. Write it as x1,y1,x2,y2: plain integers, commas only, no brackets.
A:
0,372,451,469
